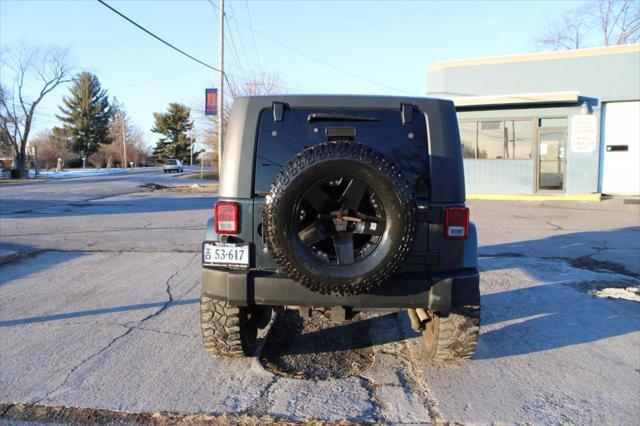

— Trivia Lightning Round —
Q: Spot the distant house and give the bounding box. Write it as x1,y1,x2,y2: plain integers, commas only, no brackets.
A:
427,44,640,195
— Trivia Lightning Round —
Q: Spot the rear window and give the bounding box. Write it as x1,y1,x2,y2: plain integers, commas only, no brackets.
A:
254,108,429,196
165,160,177,165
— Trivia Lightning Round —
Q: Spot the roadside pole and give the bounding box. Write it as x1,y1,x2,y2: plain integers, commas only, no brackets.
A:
217,0,224,178
122,116,128,168
190,140,193,166
200,152,205,179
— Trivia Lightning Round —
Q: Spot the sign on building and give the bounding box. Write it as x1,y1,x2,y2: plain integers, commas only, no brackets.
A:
205,88,218,116
570,115,597,153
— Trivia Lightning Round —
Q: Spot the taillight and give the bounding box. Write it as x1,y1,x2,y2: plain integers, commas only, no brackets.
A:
214,201,239,234
444,207,469,239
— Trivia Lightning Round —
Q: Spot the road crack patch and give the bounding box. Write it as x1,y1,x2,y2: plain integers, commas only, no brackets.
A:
569,256,640,279
245,375,279,417
32,254,197,403
370,315,444,423
357,377,385,423
546,220,565,231
480,252,639,280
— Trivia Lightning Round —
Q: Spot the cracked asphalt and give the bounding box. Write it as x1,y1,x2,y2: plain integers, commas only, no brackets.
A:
1,169,639,424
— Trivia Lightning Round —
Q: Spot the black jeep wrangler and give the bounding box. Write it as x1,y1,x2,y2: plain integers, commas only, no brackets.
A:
201,95,480,361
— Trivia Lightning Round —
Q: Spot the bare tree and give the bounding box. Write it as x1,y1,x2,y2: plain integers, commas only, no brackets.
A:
597,0,640,45
29,127,77,170
535,5,592,50
94,100,150,168
96,116,149,168
0,45,71,177
534,0,639,51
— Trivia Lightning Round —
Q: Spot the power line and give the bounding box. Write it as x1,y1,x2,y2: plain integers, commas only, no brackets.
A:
203,1,411,94
244,0,263,72
227,0,255,72
113,66,207,90
96,0,230,87
224,19,248,80
206,0,219,12
244,21,413,94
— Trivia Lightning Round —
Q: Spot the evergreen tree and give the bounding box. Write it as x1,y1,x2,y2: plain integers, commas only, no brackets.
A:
57,72,112,158
151,103,194,163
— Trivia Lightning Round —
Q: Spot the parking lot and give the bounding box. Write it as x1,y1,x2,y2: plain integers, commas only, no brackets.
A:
1,170,639,424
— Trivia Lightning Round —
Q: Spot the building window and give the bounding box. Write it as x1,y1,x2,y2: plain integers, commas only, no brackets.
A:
505,120,533,159
459,121,477,159
460,119,533,160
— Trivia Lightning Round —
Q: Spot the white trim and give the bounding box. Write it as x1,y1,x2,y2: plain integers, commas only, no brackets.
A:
450,91,581,107
428,44,640,72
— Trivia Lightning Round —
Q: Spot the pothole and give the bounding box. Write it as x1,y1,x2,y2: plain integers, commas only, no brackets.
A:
139,183,218,193
569,257,639,279
260,310,375,380
139,183,167,190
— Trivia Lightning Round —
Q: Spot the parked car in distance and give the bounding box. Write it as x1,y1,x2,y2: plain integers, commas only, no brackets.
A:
163,159,184,173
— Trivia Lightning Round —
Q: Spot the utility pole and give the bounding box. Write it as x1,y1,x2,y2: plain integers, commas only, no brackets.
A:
217,0,224,177
122,116,128,168
190,139,194,166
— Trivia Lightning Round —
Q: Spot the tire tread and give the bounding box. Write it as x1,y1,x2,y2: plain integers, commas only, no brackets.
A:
423,306,480,361
200,295,253,357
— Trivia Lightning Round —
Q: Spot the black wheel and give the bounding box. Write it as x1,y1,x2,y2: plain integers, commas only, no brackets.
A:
200,294,257,357
422,306,480,361
263,141,415,295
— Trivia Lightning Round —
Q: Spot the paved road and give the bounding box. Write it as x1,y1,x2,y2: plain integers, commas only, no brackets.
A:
0,171,639,424
0,166,211,216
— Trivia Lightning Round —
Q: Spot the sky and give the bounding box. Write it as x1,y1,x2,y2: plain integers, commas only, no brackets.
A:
1,0,581,148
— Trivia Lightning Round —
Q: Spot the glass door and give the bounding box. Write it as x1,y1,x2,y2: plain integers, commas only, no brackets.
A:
538,130,566,191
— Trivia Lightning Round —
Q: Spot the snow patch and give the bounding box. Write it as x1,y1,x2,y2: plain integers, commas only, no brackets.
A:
592,285,640,302
32,168,129,179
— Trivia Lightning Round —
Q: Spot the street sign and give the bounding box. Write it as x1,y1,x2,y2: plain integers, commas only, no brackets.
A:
205,88,218,116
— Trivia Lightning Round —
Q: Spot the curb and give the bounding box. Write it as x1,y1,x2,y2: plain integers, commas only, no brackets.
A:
467,193,602,202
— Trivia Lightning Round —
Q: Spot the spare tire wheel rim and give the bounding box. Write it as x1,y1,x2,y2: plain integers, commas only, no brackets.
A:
263,141,416,295
292,176,386,266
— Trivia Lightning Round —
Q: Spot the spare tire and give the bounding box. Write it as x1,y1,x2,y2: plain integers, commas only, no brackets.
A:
263,141,416,295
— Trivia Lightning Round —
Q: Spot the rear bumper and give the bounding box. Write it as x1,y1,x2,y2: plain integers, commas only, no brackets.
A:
202,267,479,311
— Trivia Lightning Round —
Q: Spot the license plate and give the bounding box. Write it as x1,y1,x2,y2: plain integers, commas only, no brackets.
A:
203,242,250,268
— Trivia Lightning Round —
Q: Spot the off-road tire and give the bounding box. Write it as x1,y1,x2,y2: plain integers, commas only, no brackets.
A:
422,306,480,361
200,294,257,357
263,141,416,296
